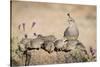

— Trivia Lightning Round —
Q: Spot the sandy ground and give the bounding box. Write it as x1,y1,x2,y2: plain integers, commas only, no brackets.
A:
11,1,96,65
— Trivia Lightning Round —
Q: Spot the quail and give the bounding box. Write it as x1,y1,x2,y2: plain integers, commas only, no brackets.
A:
64,13,79,41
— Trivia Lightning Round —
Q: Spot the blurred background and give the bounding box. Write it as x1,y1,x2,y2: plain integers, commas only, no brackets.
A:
11,1,96,53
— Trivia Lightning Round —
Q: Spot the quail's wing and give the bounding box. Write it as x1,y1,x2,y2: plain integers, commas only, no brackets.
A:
64,26,70,37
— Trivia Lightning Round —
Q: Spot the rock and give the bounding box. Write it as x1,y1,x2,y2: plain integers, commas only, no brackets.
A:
43,40,55,53
54,39,66,51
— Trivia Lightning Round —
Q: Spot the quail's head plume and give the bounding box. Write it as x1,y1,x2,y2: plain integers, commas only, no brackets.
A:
67,13,70,17
67,13,75,24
